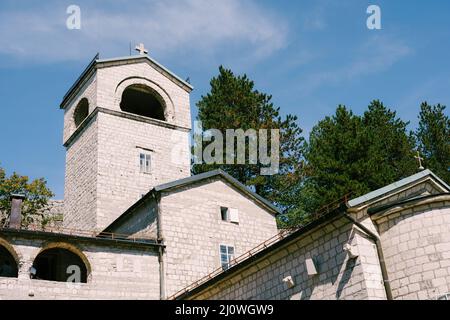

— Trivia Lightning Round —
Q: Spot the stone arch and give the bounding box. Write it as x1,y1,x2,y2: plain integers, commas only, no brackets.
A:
32,242,91,283
0,238,20,278
115,77,175,121
73,98,90,127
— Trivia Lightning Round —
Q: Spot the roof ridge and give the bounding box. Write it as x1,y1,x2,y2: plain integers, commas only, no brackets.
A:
348,169,450,207
60,54,193,109
103,170,281,233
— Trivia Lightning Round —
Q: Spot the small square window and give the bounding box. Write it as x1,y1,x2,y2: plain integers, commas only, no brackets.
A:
220,207,239,224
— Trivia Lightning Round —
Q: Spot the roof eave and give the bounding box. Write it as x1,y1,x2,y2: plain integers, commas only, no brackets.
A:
60,54,193,110
154,169,281,214
96,55,194,92
60,53,99,109
102,170,281,233
348,169,450,208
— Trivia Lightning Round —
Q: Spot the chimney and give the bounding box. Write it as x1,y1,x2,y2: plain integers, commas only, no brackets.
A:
9,194,25,229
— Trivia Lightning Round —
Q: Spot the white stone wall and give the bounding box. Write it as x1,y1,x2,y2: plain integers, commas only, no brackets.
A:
346,211,388,299
62,58,192,144
96,60,191,129
107,197,158,240
63,58,192,231
160,178,279,297
375,198,450,300
187,216,384,300
352,231,387,299
63,114,99,230
63,73,97,144
0,236,160,300
96,111,190,230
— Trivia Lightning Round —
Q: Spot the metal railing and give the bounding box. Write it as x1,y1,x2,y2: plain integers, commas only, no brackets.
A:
167,194,351,300
0,224,157,243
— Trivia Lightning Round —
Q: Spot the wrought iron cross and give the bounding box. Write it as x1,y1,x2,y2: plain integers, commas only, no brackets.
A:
414,151,425,171
135,43,148,55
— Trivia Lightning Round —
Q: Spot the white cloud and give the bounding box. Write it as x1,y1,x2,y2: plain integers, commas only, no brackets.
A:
299,35,412,95
0,0,288,63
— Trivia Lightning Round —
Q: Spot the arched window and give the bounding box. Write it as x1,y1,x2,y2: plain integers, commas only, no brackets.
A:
120,84,166,121
74,98,89,127
0,245,18,278
32,248,88,283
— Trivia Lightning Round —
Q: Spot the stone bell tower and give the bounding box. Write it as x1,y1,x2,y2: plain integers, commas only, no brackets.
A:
60,48,193,231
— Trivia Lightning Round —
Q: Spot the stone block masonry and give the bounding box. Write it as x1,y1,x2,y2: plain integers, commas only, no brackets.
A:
184,215,386,300
95,111,190,230
63,113,99,230
161,178,279,298
62,58,192,231
0,233,160,300
376,199,450,300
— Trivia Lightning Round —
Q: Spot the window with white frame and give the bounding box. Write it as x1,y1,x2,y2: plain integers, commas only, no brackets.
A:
139,152,151,173
220,207,239,224
220,244,235,270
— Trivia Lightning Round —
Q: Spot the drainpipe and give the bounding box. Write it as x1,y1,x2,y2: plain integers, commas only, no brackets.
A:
158,245,166,300
342,213,393,300
9,194,26,229
155,192,166,300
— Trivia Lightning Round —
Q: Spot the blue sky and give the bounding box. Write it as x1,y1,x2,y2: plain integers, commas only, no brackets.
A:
0,0,449,199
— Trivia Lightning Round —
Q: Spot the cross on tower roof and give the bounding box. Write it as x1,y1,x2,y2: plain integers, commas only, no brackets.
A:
135,43,148,55
414,151,425,171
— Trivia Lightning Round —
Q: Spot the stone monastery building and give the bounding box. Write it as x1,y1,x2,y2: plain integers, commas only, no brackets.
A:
1,51,450,300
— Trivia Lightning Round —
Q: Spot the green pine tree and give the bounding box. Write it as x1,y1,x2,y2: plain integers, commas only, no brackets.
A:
299,101,416,217
193,66,305,214
416,102,450,183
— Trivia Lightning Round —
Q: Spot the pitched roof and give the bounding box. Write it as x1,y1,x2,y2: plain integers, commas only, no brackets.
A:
60,54,193,109
103,170,281,232
348,169,450,207
155,169,281,214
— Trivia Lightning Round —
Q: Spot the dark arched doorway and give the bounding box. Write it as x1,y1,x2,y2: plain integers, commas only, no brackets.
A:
32,248,87,283
120,84,166,121
0,245,18,278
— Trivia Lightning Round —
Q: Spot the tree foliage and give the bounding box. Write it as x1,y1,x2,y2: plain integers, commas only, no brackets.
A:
193,66,305,211
416,102,450,183
298,101,417,216
194,67,450,228
0,166,54,228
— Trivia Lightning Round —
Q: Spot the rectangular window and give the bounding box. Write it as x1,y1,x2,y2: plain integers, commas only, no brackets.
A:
220,245,235,270
220,207,229,221
139,153,151,173
220,207,239,224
